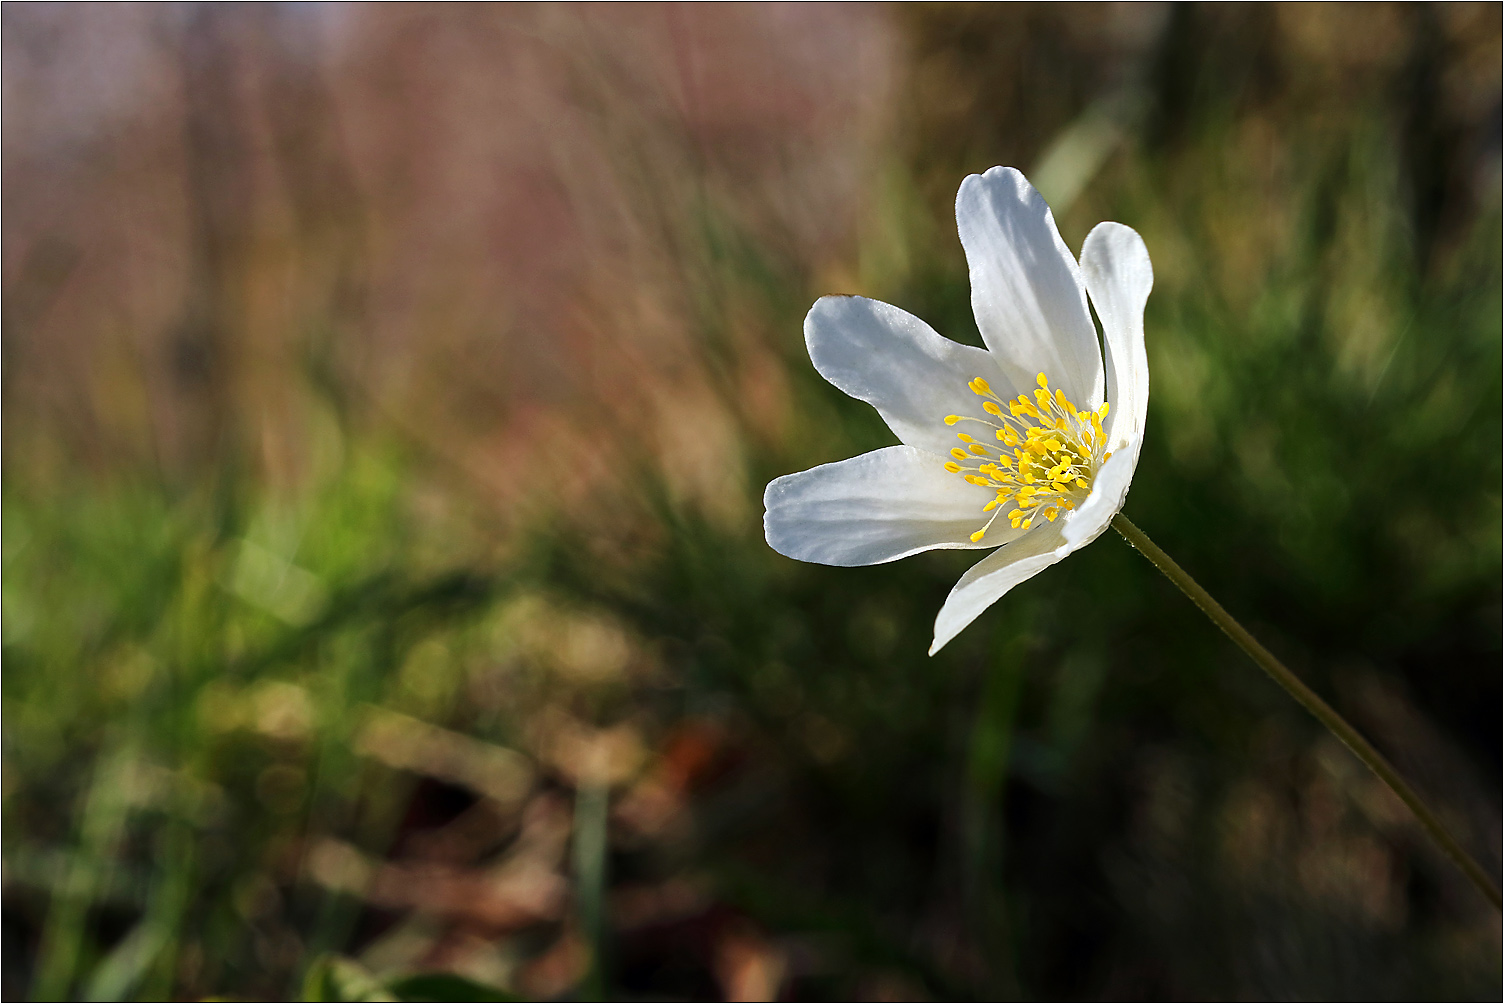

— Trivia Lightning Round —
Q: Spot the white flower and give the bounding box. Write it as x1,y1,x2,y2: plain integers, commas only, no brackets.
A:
763,166,1153,654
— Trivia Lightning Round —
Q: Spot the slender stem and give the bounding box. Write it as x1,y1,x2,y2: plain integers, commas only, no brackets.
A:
1111,513,1501,912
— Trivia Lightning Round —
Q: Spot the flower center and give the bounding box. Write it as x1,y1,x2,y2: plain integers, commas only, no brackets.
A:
943,373,1111,541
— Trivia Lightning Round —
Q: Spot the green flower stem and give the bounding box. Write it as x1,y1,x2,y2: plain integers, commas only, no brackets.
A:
1111,513,1502,912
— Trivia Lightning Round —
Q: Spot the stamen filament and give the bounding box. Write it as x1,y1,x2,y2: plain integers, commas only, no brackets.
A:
948,371,1108,542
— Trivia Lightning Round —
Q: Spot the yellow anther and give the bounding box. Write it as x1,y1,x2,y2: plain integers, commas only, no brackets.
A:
1098,402,1110,417
944,371,1110,542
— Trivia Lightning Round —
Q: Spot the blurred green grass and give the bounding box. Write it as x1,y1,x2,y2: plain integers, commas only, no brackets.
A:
3,5,1500,1000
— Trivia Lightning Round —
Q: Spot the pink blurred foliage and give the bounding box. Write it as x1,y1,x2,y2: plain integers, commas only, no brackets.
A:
3,3,895,522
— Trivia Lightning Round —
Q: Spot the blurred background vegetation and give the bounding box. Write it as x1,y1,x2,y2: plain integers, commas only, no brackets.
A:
3,3,1500,1000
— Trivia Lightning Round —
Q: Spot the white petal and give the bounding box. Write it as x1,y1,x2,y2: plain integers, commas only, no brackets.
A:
1080,222,1152,453
805,295,1018,457
929,525,1070,655
956,167,1104,408
764,446,1022,567
1061,443,1138,549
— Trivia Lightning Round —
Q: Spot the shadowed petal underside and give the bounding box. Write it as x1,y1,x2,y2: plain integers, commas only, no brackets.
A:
805,295,1018,458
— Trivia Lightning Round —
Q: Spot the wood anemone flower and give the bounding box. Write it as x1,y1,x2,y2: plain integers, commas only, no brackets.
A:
764,166,1153,654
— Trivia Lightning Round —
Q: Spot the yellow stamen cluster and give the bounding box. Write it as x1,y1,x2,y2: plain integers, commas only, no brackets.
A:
943,373,1110,542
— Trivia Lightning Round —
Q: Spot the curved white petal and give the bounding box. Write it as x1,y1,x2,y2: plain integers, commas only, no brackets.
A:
1061,444,1138,549
805,295,1019,457
956,166,1104,408
764,446,1021,567
929,525,1071,655
1080,222,1152,454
